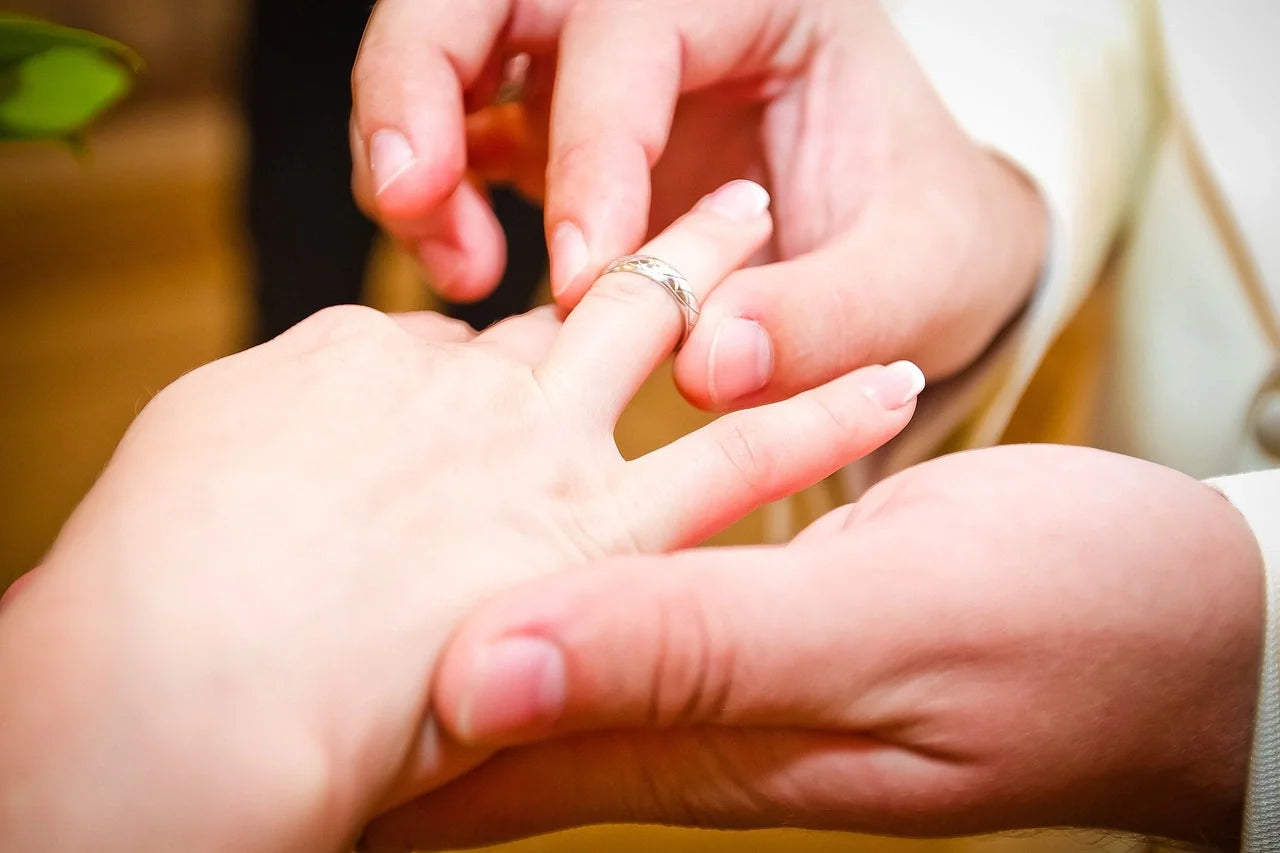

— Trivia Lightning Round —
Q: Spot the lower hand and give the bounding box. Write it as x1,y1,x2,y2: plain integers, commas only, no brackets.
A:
366,445,1264,851
0,183,919,852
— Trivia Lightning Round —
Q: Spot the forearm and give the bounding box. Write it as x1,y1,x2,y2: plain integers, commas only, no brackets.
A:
0,568,143,850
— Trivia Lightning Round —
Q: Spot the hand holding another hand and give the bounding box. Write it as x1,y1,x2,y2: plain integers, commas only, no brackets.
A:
368,445,1265,851
351,0,1047,409
0,184,919,852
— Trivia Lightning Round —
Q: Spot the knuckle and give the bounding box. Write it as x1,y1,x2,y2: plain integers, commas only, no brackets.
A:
626,731,768,829
550,129,658,183
648,582,736,727
627,745,705,826
803,392,859,438
547,135,598,181
713,418,777,497
588,269,667,312
285,304,402,351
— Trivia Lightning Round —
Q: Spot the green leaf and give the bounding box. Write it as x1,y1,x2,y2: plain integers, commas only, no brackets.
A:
0,14,139,141
0,14,140,68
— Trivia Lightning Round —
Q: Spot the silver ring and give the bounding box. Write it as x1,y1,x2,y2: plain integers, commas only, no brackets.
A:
601,254,700,346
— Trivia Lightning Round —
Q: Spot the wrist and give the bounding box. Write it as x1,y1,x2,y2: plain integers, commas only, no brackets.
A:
908,147,1049,380
1097,482,1265,847
0,557,343,852
988,150,1050,314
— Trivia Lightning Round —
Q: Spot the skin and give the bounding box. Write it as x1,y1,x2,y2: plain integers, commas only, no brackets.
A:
350,0,1047,410
0,186,921,852
365,445,1266,852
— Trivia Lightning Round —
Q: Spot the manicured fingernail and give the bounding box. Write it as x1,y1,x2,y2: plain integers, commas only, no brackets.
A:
696,179,771,221
455,636,566,742
417,240,464,295
370,129,415,195
707,318,773,407
859,360,926,410
550,222,588,299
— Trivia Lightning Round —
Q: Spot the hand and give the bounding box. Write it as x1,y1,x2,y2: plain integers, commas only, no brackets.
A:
0,184,920,852
351,0,1046,408
364,445,1265,851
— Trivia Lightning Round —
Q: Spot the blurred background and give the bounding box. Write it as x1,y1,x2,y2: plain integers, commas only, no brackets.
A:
0,2,1136,852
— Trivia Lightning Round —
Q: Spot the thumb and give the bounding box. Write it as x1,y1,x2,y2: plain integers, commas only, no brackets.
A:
432,541,886,748
672,238,927,412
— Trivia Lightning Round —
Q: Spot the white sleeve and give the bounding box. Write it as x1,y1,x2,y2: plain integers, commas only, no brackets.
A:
881,0,1160,454
1210,469,1280,852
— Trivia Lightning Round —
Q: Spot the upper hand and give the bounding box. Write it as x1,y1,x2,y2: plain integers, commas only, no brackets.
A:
0,185,918,852
351,0,1047,408
365,445,1265,851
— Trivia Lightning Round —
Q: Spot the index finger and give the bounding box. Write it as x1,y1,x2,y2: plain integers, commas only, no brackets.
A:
544,0,811,304
353,0,492,218
351,0,568,298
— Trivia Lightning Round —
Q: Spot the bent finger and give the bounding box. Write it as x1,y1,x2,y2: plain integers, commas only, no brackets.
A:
352,0,540,300
360,728,899,851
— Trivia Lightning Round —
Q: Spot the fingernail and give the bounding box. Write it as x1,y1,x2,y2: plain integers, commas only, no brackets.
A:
370,129,415,195
417,240,464,295
859,360,926,410
455,636,566,742
550,222,588,299
696,179,771,221
707,318,773,407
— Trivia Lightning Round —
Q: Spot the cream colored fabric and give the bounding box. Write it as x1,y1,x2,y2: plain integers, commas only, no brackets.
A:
1213,470,1280,853
852,0,1158,476
876,1,1280,845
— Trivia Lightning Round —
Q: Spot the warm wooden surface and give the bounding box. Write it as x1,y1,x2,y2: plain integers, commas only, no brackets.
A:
0,97,1137,853
0,99,251,580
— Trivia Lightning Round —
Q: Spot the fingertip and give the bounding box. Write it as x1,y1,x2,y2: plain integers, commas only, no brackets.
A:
415,241,469,300
433,567,635,745
410,182,507,302
449,636,568,746
545,138,653,304
674,309,776,413
426,259,504,304
416,241,504,304
672,329,719,410
547,220,590,304
855,360,926,412
370,142,465,223
693,179,772,223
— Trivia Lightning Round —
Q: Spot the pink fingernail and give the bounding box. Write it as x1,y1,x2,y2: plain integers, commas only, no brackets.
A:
696,180,771,222
707,317,774,407
370,129,415,195
550,222,589,300
859,361,926,410
455,637,567,742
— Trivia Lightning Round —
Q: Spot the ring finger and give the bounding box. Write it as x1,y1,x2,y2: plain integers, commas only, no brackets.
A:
536,179,772,427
